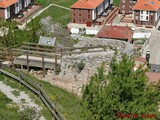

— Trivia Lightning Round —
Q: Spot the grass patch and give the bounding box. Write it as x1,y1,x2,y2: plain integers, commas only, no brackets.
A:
12,90,20,97
23,73,84,120
36,0,77,7
113,0,120,6
0,74,52,120
0,90,40,120
0,71,83,120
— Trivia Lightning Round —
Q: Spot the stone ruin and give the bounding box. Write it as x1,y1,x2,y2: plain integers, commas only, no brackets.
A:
30,37,134,96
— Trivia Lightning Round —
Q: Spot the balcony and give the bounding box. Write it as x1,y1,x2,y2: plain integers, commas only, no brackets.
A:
13,4,42,24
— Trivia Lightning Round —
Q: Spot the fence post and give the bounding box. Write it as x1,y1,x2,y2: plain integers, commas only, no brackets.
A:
10,50,14,68
85,46,88,53
55,54,57,74
42,54,45,77
26,51,29,73
60,48,63,58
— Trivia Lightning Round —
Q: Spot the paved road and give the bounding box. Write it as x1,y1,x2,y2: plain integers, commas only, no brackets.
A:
143,29,160,64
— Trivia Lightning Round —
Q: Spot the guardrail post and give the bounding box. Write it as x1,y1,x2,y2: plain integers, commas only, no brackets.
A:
42,54,45,77
26,51,29,73
55,54,57,74
10,50,14,68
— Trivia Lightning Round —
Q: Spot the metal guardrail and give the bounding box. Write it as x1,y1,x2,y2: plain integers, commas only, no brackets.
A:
0,63,66,120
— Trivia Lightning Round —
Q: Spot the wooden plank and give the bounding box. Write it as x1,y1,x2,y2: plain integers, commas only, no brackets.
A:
22,42,56,48
20,46,55,52
26,52,29,73
42,54,45,77
12,48,61,56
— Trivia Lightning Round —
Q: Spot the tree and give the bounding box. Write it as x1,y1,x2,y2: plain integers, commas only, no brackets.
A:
82,55,160,120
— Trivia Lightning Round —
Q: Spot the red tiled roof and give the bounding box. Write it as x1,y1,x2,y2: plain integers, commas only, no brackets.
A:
97,25,133,42
133,0,160,11
135,57,146,63
146,72,160,83
71,0,104,9
0,0,18,8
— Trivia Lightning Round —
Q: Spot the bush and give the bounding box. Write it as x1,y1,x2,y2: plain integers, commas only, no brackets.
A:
78,60,85,71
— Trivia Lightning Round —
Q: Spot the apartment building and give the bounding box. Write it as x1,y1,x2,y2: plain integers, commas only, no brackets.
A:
70,0,113,24
133,0,160,26
119,0,137,14
0,0,34,20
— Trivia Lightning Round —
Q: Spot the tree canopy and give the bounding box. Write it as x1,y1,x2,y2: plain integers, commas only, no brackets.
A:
82,55,160,120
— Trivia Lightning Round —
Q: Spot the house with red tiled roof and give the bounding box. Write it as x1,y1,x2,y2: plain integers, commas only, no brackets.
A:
70,0,113,25
120,0,160,26
0,0,34,20
97,25,133,42
133,0,160,26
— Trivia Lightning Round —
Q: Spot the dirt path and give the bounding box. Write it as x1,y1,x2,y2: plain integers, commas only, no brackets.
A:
0,81,45,120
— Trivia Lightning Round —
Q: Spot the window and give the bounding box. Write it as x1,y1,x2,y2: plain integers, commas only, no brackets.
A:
88,10,90,13
19,0,22,10
73,19,75,23
88,15,90,18
135,11,138,15
6,7,10,19
141,11,143,14
146,16,148,20
79,19,81,22
15,2,19,14
146,11,149,14
79,14,81,16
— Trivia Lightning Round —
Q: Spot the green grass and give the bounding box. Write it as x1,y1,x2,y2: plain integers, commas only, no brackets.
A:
0,75,52,120
31,7,71,27
0,71,83,120
113,0,120,6
23,73,84,120
33,0,77,27
36,0,77,7
0,88,40,120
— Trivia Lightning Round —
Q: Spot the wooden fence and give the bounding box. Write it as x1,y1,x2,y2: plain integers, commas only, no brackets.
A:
0,63,65,120
0,42,113,76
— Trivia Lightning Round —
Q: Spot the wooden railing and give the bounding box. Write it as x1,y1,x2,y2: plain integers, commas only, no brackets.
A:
0,42,114,76
0,64,66,120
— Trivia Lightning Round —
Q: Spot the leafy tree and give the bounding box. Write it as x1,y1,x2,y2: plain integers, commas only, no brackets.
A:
82,55,160,120
0,19,45,47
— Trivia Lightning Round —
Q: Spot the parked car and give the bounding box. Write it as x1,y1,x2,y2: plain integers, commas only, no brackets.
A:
147,49,150,55
140,28,145,32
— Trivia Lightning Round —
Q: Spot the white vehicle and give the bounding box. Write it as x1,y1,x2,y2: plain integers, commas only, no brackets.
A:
140,28,145,32
146,49,150,54
131,27,135,31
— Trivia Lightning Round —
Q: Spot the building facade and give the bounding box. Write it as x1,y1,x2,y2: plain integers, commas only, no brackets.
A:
0,0,34,20
133,0,160,26
70,0,113,24
119,0,137,14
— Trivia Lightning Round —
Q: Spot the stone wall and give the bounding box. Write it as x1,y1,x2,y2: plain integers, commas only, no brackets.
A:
57,38,133,95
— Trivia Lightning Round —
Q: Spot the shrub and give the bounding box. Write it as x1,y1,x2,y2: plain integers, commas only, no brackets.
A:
78,60,85,71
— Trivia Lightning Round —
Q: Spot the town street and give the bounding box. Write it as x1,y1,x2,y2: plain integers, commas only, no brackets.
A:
142,29,160,64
